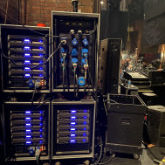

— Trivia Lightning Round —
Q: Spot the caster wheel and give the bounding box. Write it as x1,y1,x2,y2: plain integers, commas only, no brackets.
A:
83,160,90,165
55,161,61,165
133,153,140,160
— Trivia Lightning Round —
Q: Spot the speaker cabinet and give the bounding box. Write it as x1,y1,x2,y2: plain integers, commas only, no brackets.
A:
106,94,146,156
99,38,121,94
147,105,165,147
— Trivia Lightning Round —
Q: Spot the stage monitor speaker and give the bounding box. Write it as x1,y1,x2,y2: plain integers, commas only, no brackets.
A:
147,105,165,147
99,38,121,94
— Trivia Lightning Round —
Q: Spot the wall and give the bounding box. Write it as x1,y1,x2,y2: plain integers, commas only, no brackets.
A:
26,0,94,26
0,0,19,24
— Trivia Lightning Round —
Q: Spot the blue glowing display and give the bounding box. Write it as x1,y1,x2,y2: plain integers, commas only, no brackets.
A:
83,121,87,125
83,133,87,136
70,139,76,143
26,123,31,126
24,46,30,50
25,111,31,114
24,53,31,57
26,141,32,144
25,117,31,120
39,47,43,50
70,128,76,131
71,110,76,113
39,74,43,77
84,110,88,113
26,135,31,138
26,129,31,132
70,122,76,125
71,134,76,137
24,60,31,64
25,74,31,78
71,116,76,119
24,67,31,71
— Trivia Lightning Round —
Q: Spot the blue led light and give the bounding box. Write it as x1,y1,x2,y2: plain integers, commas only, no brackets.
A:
24,60,31,64
39,47,43,50
40,135,42,138
24,73,31,78
84,110,88,113
25,117,31,120
71,122,76,125
39,74,43,77
40,61,43,64
71,116,76,119
40,129,42,132
26,135,31,138
71,110,76,113
24,53,31,57
24,67,31,71
83,128,87,131
83,139,86,143
83,121,87,125
26,123,31,126
24,46,30,50
70,128,76,131
39,54,43,57
26,141,32,144
40,140,43,144
26,129,31,132
71,134,76,137
39,40,43,43
40,123,43,126
83,133,87,136
83,116,87,119
24,39,30,42
25,111,31,114
40,117,43,120
39,67,43,70
70,139,76,143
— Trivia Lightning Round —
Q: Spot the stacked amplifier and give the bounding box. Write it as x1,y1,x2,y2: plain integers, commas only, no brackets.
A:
0,24,50,92
0,11,99,163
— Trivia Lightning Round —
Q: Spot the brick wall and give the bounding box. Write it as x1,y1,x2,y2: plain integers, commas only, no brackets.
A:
26,0,94,26
0,0,19,24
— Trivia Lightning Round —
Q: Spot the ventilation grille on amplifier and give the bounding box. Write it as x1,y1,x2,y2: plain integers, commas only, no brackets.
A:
7,35,48,89
10,109,48,155
57,109,90,144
